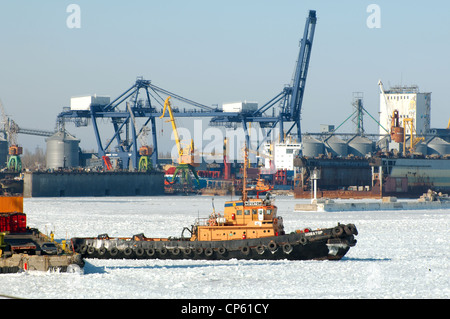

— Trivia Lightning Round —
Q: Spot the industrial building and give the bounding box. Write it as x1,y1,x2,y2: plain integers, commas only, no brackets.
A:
379,82,431,137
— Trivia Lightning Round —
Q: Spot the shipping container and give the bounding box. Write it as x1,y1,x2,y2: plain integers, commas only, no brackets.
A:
9,213,26,233
0,196,23,213
0,214,10,232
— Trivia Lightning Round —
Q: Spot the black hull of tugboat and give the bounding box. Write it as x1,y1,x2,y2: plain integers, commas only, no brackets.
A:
70,224,357,261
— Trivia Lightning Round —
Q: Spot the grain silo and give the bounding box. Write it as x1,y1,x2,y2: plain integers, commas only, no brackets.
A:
302,136,324,157
427,137,450,156
348,136,373,157
45,131,80,169
413,141,427,155
0,137,8,168
324,135,348,157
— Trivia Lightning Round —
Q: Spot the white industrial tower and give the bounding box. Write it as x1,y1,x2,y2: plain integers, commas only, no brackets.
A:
378,81,431,137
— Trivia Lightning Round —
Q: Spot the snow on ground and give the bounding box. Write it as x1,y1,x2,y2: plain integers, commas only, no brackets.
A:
0,195,449,299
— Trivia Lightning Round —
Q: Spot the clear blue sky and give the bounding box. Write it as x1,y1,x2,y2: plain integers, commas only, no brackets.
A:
1,0,449,152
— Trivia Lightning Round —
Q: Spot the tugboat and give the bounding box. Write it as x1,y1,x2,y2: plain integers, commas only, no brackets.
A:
0,195,84,273
71,148,358,261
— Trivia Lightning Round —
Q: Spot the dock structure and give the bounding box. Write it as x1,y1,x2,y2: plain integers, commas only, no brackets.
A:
23,171,164,197
294,192,450,212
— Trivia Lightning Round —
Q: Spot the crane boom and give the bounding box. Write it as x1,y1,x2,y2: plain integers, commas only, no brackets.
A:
159,97,200,188
288,9,317,142
160,96,182,158
159,96,196,165
378,80,391,115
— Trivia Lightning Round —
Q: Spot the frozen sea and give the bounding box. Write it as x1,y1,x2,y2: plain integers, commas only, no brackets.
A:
0,195,449,299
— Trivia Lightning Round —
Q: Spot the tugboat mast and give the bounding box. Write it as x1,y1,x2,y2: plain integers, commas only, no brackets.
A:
242,145,248,202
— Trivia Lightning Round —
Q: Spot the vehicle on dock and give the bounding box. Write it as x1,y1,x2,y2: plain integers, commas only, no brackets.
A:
71,149,358,261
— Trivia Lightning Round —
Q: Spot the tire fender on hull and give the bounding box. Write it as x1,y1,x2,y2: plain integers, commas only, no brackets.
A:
268,240,277,253
217,247,227,256
282,243,293,254
205,248,214,257
240,246,251,256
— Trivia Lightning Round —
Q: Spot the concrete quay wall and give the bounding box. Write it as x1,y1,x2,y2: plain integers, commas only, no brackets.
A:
23,171,165,197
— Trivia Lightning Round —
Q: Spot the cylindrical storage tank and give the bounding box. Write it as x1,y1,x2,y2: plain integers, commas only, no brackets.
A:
302,136,324,157
0,137,8,168
414,142,427,155
324,135,348,157
348,136,374,157
427,137,450,156
45,131,80,169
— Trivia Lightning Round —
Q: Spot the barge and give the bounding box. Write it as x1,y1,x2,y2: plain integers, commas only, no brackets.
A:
295,191,450,212
0,196,84,273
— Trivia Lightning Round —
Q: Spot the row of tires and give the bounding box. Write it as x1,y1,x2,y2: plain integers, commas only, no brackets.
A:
332,224,358,237
73,239,302,259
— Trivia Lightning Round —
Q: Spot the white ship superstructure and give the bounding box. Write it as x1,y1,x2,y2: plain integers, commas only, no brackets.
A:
263,139,302,170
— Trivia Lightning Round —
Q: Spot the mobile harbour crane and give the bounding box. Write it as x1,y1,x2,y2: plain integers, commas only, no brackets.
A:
159,97,200,189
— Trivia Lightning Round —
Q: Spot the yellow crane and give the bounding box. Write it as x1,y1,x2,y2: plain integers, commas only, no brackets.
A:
159,97,200,187
403,118,424,154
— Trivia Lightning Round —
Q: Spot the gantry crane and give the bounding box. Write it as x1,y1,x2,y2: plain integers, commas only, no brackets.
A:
56,10,318,168
160,97,200,187
209,10,317,150
0,99,22,171
57,77,219,170
1,99,57,171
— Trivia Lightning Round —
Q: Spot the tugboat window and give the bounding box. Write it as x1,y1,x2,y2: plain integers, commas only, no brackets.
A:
258,209,264,221
244,209,250,215
237,210,242,215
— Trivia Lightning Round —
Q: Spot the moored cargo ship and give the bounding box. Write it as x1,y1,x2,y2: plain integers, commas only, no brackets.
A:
294,155,450,199
375,156,450,196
